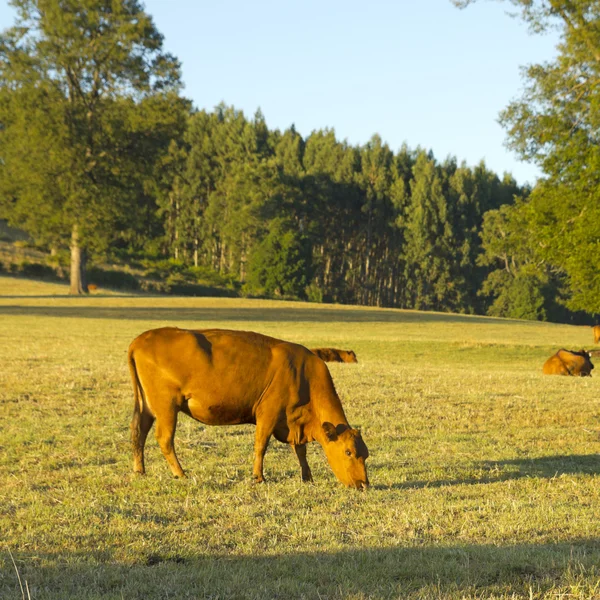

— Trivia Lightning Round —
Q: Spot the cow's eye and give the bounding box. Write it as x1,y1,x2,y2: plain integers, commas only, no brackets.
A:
345,450,352,457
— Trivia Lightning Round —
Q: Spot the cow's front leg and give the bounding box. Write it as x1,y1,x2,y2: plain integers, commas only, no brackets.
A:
252,428,270,483
292,444,313,482
253,414,279,483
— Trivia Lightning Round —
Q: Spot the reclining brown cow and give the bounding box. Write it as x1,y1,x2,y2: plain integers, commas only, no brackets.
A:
542,349,594,376
310,348,358,363
128,327,369,489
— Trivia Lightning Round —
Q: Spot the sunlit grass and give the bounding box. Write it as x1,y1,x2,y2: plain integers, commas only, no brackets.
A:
1,275,600,599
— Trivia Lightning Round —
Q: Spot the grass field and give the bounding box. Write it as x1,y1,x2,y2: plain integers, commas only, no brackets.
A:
1,275,600,599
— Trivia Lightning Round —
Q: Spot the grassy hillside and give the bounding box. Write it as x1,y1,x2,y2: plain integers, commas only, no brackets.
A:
1,275,599,599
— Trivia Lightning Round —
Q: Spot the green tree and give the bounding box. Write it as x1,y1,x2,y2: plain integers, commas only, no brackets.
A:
0,0,182,293
302,130,362,303
356,135,394,305
246,218,313,299
198,106,280,279
483,270,549,320
453,0,600,314
443,161,521,313
478,201,549,319
402,152,463,311
477,198,576,321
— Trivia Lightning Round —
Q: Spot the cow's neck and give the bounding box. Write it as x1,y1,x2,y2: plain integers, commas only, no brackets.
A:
289,363,349,446
300,392,348,445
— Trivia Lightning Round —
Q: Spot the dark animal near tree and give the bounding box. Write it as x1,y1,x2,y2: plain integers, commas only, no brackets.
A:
310,348,358,363
128,327,369,489
592,325,600,344
542,349,594,376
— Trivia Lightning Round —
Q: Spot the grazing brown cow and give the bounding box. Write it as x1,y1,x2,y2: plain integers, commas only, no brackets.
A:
310,348,358,363
542,349,594,376
128,328,369,489
592,326,600,345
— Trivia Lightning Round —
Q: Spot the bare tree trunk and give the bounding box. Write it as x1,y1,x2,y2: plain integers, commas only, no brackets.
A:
219,242,225,273
239,234,246,282
69,224,88,295
324,255,332,288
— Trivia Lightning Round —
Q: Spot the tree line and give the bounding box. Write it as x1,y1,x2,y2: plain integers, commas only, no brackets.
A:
159,105,523,314
1,0,598,323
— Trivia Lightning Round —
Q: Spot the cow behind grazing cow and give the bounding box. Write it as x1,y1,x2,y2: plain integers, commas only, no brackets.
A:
592,325,600,345
310,348,358,363
542,349,594,376
128,327,369,489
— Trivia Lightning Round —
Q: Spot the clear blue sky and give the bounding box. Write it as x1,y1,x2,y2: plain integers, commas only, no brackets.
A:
0,0,558,186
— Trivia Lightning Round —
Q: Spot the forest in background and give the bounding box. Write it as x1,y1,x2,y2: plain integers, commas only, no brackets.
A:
1,0,599,324
156,107,526,315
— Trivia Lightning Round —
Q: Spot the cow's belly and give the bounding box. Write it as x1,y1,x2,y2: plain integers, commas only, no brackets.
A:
183,394,256,426
177,358,273,426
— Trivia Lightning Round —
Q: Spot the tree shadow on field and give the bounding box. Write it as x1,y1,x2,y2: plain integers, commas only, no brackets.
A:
384,454,600,491
0,294,143,299
2,539,599,599
0,304,519,325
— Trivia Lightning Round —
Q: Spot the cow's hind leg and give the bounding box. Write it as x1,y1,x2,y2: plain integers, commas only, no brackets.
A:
131,404,155,475
292,444,313,482
155,408,186,478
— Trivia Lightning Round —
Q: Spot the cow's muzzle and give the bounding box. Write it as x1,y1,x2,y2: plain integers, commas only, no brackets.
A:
353,480,369,491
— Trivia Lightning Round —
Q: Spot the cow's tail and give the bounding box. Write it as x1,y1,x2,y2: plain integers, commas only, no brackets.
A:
128,347,144,414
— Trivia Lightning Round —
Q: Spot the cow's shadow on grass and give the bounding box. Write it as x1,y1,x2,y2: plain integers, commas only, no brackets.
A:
2,538,599,599
381,454,600,490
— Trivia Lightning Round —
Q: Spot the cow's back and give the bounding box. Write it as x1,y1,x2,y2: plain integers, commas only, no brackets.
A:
129,327,322,425
542,354,569,375
310,348,358,363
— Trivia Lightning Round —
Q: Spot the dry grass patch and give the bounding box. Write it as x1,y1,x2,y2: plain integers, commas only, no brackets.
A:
1,276,600,599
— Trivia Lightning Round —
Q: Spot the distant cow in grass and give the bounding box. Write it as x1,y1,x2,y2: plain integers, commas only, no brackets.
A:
128,328,369,488
542,349,594,376
310,348,358,363
592,326,600,345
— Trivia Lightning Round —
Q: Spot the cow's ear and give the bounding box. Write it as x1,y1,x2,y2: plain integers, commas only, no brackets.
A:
322,422,338,441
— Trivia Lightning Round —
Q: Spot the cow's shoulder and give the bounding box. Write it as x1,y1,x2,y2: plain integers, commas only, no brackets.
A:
271,341,318,365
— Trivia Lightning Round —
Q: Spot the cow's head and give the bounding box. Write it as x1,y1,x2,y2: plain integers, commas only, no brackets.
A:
346,350,358,363
572,349,594,376
321,422,369,489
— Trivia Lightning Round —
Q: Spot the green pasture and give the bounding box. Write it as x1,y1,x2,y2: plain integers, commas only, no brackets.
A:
1,275,599,599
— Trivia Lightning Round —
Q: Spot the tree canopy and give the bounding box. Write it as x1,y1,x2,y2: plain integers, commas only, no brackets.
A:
0,0,185,293
155,106,525,313
454,0,600,314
